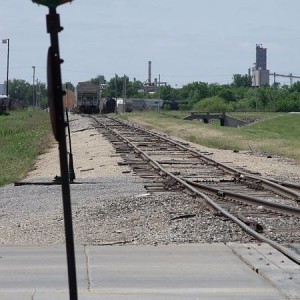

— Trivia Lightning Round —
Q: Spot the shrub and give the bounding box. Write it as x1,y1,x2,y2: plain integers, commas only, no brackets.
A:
193,96,234,112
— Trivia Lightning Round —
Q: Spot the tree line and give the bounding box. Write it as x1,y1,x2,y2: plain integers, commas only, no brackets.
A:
5,73,300,112
5,79,48,109
153,74,300,112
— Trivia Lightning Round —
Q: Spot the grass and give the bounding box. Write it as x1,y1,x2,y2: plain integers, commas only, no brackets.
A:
117,111,300,163
1,109,299,186
0,110,53,186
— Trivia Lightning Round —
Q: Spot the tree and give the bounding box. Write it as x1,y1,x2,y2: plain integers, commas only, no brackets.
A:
8,79,32,105
218,88,236,102
90,75,106,85
188,82,210,100
257,86,270,108
208,83,222,97
275,91,300,112
156,85,173,100
126,79,143,97
63,81,75,92
290,81,300,93
36,82,48,109
232,74,252,88
103,75,124,98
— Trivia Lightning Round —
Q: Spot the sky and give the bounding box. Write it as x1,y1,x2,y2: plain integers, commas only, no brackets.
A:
1,0,300,88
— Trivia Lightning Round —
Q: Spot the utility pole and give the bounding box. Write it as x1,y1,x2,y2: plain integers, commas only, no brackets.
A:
32,66,36,108
36,78,40,108
290,73,293,86
2,39,9,96
123,74,126,113
99,81,102,114
158,74,161,113
115,73,118,113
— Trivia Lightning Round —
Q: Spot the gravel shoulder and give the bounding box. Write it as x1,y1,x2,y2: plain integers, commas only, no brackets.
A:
0,114,299,246
160,131,300,184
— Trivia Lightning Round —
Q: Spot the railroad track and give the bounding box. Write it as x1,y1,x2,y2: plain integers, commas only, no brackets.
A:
92,115,300,264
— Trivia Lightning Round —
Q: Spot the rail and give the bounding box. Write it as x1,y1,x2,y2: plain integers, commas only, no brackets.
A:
93,116,300,265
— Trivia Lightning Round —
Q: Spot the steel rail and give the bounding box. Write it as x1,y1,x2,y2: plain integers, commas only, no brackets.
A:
184,179,300,216
269,178,300,192
96,117,300,265
112,118,300,200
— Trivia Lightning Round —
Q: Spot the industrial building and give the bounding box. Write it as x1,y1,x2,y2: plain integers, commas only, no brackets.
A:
252,44,270,87
143,61,167,93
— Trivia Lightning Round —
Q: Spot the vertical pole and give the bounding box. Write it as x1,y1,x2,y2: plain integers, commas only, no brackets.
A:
37,79,41,108
253,73,258,112
6,39,9,97
46,8,78,300
148,61,151,85
32,66,36,108
115,73,118,113
66,107,75,182
36,79,38,108
158,74,161,113
99,83,102,114
123,74,126,113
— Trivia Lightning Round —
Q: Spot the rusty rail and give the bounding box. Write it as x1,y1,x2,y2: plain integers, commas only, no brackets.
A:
94,116,300,265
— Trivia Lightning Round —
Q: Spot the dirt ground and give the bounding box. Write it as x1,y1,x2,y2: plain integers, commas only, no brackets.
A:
26,114,300,184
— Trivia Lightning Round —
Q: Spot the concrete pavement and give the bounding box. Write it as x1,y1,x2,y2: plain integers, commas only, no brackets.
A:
0,243,298,299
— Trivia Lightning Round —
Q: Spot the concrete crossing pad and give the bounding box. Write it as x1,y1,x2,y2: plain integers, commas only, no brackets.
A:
0,243,291,299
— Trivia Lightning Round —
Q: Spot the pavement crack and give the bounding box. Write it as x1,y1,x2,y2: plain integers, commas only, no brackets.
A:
84,245,91,291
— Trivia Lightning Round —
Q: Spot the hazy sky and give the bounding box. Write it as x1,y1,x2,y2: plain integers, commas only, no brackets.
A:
1,0,300,87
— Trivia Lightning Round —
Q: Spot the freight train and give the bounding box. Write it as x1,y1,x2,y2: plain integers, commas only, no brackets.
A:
75,82,117,114
0,95,11,114
102,98,116,114
124,99,164,112
75,81,178,114
75,82,100,114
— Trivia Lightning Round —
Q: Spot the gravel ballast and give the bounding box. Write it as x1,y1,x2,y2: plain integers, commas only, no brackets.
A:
0,114,299,246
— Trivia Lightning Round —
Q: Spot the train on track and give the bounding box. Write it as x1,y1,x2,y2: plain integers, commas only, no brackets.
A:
0,95,27,114
0,95,11,114
75,82,117,114
75,82,100,114
75,81,180,114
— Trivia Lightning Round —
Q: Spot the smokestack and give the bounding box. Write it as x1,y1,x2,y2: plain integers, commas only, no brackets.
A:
148,61,152,85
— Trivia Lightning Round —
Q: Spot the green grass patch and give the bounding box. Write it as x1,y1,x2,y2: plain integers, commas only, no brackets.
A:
119,111,300,162
0,110,53,186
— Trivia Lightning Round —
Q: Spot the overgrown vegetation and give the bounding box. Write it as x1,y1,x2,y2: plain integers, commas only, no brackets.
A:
0,110,52,186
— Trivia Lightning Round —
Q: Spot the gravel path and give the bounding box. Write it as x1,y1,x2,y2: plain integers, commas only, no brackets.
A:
0,114,299,246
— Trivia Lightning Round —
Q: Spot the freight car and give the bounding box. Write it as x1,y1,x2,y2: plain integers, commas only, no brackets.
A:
125,99,146,112
124,99,165,112
76,82,100,114
144,99,164,110
102,97,116,114
0,95,11,114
